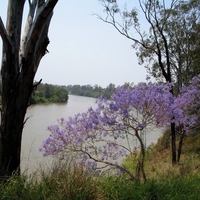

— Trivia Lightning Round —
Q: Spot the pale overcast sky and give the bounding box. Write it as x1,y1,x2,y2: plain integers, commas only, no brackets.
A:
0,1,147,88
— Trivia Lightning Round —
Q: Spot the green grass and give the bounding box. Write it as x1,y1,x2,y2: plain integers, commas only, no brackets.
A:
0,164,104,200
1,173,200,200
98,174,200,200
1,133,200,199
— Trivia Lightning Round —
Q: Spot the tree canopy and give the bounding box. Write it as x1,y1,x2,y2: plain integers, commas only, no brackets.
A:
30,83,69,104
41,74,200,181
96,0,200,164
97,0,200,87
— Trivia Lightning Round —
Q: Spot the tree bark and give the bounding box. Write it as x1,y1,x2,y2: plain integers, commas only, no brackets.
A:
177,130,185,163
171,122,176,165
135,130,146,182
0,0,59,181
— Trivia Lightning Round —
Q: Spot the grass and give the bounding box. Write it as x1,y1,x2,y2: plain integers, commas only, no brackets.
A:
145,132,200,179
0,164,105,200
98,174,200,200
1,132,200,199
1,172,200,200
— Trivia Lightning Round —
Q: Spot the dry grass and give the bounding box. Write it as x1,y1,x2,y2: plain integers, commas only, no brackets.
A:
145,131,200,179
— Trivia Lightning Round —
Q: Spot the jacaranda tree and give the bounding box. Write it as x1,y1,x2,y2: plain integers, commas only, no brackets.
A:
41,75,200,181
173,75,200,162
40,83,174,182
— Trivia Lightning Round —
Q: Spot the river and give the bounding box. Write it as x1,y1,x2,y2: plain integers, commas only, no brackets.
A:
21,95,163,175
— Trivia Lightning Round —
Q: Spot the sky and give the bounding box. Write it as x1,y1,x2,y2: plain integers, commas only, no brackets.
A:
0,0,147,88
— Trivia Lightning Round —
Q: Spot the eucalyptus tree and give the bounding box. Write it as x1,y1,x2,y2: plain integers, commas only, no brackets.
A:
0,0,59,179
97,0,200,164
163,0,200,91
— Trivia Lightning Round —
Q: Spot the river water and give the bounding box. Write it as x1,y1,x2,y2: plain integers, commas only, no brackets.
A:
21,95,163,175
21,95,97,174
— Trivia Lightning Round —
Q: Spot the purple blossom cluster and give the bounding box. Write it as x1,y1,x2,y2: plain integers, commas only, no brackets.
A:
173,75,200,133
110,84,174,127
40,76,200,176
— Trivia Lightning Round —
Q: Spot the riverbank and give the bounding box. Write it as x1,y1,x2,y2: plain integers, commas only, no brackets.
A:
30,83,69,104
1,133,200,199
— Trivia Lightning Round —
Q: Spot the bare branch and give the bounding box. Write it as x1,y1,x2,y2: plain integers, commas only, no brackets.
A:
28,0,31,6
33,78,42,90
139,0,170,81
95,12,155,53
34,12,53,72
0,17,12,50
20,0,37,56
82,150,137,181
38,0,45,8
25,0,58,56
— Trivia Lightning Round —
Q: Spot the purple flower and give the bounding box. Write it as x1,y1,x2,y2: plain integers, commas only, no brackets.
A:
40,76,200,177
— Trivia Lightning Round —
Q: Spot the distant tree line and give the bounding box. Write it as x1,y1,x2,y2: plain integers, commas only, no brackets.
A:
30,83,69,104
0,80,135,105
66,82,134,99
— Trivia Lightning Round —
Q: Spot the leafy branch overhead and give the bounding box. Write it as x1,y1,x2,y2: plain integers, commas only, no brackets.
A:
96,0,200,86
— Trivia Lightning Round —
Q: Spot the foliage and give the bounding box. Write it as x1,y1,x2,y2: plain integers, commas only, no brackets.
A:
66,83,116,99
41,74,200,181
165,0,200,88
40,83,174,181
0,163,104,200
66,82,135,99
173,75,200,133
30,83,69,104
97,0,184,164
0,167,200,199
99,175,200,200
66,84,103,98
97,0,200,87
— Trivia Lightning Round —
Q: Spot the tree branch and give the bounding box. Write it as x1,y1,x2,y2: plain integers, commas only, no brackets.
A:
25,0,58,56
20,0,37,56
0,17,12,51
81,149,137,181
33,78,42,90
34,11,52,72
